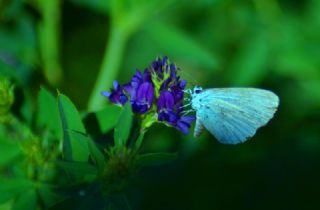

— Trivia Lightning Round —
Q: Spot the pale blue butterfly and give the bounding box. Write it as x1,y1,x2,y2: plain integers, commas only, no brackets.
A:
186,87,279,144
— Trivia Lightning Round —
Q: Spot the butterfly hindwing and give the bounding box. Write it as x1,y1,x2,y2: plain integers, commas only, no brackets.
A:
192,88,279,144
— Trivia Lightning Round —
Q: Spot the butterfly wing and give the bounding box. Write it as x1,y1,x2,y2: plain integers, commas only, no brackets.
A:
193,88,279,144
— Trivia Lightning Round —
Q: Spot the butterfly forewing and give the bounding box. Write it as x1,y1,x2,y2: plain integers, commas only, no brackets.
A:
192,88,279,144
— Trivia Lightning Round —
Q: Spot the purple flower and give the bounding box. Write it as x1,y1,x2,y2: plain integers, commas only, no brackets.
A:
101,56,196,134
131,82,154,113
124,70,154,113
169,79,187,102
101,81,128,105
124,70,150,98
157,91,195,134
151,56,177,82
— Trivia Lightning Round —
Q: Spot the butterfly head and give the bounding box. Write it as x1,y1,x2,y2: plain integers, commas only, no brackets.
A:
193,86,203,94
187,86,203,110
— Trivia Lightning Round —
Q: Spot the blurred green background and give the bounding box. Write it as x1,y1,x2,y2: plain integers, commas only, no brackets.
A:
1,0,320,209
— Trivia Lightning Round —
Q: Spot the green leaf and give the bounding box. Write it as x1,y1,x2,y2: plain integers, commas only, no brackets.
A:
0,178,33,204
146,22,219,70
138,153,177,167
70,131,91,162
96,105,122,133
11,188,37,210
0,137,21,168
21,92,34,125
58,93,89,161
56,160,98,175
38,184,65,208
228,32,269,85
88,138,105,172
37,87,62,139
68,130,106,171
114,104,133,148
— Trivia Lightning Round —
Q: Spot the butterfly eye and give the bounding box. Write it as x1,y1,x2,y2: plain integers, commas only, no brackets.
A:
194,86,203,94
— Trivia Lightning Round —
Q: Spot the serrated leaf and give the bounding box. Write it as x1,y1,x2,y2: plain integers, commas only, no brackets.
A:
58,93,89,161
114,104,133,148
37,87,61,139
96,105,122,133
138,153,177,167
146,22,219,70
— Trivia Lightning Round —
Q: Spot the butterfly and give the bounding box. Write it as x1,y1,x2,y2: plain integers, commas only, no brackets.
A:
188,87,279,144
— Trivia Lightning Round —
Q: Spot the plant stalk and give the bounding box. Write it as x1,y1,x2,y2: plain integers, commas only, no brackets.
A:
88,25,128,112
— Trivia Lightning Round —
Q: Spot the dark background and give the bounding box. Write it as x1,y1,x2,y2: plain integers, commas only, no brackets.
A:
1,0,320,209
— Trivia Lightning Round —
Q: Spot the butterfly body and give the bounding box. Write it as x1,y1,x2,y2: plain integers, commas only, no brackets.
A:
190,87,279,144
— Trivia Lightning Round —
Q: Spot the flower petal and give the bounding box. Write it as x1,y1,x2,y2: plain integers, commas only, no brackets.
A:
157,91,174,110
101,91,110,97
177,121,190,134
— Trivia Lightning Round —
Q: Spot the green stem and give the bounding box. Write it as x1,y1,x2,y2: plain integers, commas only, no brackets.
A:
87,0,170,111
38,0,62,86
88,25,128,112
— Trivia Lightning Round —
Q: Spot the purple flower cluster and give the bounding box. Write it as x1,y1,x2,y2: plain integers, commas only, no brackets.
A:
102,57,195,134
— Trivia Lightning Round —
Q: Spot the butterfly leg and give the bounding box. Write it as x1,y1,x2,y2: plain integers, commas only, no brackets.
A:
194,117,204,138
181,109,195,116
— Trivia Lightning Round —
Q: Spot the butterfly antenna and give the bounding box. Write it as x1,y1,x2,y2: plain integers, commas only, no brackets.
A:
181,109,195,116
181,103,191,109
178,67,199,89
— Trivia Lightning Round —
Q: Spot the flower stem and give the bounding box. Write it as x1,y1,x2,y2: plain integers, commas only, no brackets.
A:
88,25,128,112
37,0,62,86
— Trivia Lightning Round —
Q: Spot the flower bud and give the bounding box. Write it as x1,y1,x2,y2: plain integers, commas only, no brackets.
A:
0,77,14,116
102,147,138,193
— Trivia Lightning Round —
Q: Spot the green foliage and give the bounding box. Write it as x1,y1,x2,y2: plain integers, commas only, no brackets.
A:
11,188,37,210
146,22,219,70
1,0,320,209
96,105,122,133
37,87,61,139
0,178,34,204
114,104,133,149
58,93,89,162
0,137,20,168
0,10,37,83
55,160,97,176
38,184,64,208
227,31,269,85
0,77,14,116
134,131,145,151
88,136,105,172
